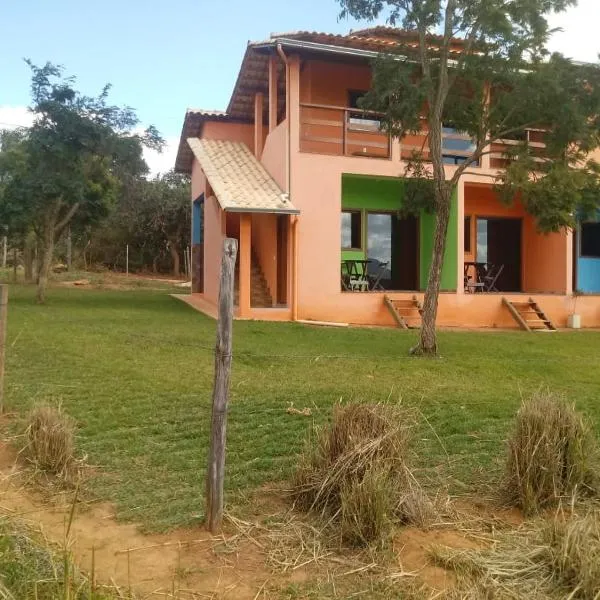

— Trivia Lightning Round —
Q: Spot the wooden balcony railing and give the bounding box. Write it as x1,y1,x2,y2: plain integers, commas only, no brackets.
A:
299,103,391,159
299,103,547,168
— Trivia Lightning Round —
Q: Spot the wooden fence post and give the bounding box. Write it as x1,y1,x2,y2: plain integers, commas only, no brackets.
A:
205,238,238,533
0,286,8,413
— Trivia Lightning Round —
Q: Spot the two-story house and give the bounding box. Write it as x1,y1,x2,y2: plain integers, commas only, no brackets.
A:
175,27,600,329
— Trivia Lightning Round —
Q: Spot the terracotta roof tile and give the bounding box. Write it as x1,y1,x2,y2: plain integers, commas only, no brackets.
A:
187,138,299,214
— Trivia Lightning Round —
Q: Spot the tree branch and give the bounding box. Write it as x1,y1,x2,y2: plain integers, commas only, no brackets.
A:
54,202,80,237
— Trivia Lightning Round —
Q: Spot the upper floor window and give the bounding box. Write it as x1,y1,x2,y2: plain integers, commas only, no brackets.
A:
442,126,477,166
581,222,600,258
347,90,381,132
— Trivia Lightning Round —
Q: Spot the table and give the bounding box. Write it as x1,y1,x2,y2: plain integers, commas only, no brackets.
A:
341,259,371,291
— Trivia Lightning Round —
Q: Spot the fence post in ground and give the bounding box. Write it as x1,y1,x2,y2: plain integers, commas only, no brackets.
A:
0,285,8,413
205,237,238,533
126,244,129,276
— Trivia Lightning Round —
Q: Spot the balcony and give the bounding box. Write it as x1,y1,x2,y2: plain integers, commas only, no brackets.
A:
299,103,391,159
299,103,478,164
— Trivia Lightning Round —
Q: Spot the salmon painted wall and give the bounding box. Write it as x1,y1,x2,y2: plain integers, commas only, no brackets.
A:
464,184,569,293
203,195,225,305
201,121,255,150
301,59,371,105
261,120,287,190
251,213,277,303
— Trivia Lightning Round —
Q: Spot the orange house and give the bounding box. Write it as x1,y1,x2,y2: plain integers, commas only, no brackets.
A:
175,28,600,329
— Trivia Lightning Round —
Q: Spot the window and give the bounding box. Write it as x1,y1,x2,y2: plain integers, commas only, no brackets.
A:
464,216,471,253
442,126,477,166
341,211,362,249
581,222,600,258
347,90,380,132
348,90,366,109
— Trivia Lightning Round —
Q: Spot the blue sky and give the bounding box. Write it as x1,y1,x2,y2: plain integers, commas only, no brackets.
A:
1,0,597,173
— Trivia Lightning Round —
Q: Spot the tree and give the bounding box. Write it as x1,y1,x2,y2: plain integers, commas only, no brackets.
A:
84,171,190,275
337,0,600,355
0,61,163,302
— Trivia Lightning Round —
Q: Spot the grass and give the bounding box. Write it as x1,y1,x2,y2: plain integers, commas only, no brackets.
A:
0,516,119,599
3,281,600,532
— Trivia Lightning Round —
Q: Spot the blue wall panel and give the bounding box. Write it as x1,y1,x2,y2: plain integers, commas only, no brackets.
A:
577,257,600,293
192,197,203,245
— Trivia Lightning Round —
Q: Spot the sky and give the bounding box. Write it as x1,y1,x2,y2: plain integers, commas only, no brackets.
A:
1,0,598,175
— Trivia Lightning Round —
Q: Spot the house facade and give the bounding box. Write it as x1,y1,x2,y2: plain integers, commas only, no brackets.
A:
175,28,600,328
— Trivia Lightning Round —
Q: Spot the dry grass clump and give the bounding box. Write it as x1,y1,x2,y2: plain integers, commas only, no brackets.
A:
292,402,435,546
431,511,600,600
546,511,600,599
23,403,76,477
504,390,599,514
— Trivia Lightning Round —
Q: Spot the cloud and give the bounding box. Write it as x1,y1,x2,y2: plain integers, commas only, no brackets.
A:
0,105,34,130
547,0,599,63
143,135,179,177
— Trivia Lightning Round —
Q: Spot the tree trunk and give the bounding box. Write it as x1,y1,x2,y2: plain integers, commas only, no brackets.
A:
169,244,180,277
412,104,451,356
36,234,55,304
66,227,72,271
414,189,452,355
12,248,17,283
24,245,33,282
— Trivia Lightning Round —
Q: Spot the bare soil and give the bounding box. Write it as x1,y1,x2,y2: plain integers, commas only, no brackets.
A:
0,438,526,598
0,442,271,599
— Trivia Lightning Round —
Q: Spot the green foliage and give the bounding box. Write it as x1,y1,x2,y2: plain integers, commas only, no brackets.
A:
0,61,164,299
87,170,190,273
338,1,600,227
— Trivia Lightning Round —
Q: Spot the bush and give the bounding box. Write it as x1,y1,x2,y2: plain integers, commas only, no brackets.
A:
504,390,599,514
23,403,76,477
292,402,434,546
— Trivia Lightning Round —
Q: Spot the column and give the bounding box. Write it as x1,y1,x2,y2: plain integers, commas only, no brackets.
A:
254,92,264,158
239,213,252,318
268,56,278,133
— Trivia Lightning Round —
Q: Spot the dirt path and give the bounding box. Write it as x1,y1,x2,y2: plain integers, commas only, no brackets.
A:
0,442,272,599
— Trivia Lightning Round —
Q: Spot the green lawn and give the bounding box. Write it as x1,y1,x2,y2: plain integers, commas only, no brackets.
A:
4,283,600,531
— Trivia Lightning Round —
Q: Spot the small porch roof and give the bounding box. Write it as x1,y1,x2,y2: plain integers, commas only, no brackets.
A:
187,138,299,215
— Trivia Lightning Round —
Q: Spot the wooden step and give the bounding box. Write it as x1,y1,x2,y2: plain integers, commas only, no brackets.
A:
502,297,556,332
384,295,422,329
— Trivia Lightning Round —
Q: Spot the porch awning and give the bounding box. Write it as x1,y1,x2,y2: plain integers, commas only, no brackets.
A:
187,138,299,215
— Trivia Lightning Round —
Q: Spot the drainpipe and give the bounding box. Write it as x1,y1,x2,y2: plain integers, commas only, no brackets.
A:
277,43,298,322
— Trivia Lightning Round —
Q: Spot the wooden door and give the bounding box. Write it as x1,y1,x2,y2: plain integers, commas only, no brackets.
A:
487,218,522,291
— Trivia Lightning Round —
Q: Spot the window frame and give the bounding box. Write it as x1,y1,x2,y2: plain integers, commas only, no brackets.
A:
464,216,472,253
341,209,363,251
580,222,600,259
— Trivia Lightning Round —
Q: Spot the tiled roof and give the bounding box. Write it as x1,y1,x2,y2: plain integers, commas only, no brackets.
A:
175,109,246,174
187,138,299,214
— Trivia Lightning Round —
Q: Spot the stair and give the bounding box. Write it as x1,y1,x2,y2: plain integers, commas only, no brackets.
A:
235,254,273,308
384,295,423,329
502,297,557,332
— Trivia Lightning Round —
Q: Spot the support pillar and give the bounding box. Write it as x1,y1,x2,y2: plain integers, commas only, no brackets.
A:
268,56,278,133
254,92,264,158
239,214,252,318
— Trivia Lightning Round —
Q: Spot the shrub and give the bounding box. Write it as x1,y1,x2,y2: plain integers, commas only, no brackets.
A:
292,402,434,546
23,403,76,477
504,390,599,514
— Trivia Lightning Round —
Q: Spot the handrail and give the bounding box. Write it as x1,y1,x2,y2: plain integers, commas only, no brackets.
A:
299,102,385,117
